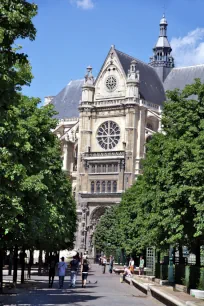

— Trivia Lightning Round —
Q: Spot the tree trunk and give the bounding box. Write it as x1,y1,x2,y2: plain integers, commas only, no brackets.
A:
179,244,184,264
21,247,25,284
157,251,160,263
28,249,33,279
13,245,18,285
38,250,43,275
0,249,3,293
8,248,13,276
195,238,201,267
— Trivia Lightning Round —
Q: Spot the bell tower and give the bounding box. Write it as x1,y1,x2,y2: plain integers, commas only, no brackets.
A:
149,14,174,82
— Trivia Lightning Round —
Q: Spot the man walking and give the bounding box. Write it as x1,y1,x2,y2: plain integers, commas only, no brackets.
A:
48,256,56,288
58,257,67,289
70,256,79,288
109,255,114,274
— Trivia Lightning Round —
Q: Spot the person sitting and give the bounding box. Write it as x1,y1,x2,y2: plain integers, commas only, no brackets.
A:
122,265,132,281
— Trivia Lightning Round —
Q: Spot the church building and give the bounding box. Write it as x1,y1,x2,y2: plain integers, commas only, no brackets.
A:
45,15,204,258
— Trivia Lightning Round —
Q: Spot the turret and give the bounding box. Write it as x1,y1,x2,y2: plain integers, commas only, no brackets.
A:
149,14,174,82
126,59,140,98
81,66,95,104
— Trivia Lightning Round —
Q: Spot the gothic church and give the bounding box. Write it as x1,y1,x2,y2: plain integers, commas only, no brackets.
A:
45,15,204,259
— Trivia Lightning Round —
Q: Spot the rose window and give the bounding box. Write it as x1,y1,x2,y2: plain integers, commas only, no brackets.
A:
106,76,117,91
97,121,120,150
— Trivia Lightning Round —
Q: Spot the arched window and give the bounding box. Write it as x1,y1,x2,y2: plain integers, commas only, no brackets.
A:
102,181,106,193
113,181,117,193
113,164,118,172
108,164,112,172
107,181,111,193
96,181,100,193
91,181,95,193
103,164,106,173
91,164,95,173
147,123,153,130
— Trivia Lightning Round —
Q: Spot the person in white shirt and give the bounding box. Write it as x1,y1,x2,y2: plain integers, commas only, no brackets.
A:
102,255,107,274
129,257,134,274
58,257,67,288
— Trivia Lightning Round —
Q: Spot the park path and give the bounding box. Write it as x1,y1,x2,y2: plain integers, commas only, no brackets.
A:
1,264,164,306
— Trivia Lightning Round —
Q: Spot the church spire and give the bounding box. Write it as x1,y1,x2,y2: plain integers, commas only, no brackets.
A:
149,14,174,82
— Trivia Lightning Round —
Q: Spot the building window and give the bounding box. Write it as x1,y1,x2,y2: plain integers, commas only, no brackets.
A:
105,75,117,92
107,181,111,193
97,164,101,173
97,121,120,150
113,164,118,172
113,181,117,193
91,181,95,193
108,164,112,172
147,123,153,130
103,164,106,172
96,181,100,193
91,164,95,173
102,181,106,193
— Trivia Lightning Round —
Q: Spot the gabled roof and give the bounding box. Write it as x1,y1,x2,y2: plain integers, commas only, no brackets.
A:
51,79,84,119
115,49,166,106
164,65,204,92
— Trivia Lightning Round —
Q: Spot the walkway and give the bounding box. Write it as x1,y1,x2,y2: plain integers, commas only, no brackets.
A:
1,264,164,306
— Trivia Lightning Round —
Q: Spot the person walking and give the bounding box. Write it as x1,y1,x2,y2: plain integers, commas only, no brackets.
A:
58,257,67,289
129,257,134,274
48,256,56,288
69,256,79,288
81,259,89,288
109,255,114,274
102,255,107,274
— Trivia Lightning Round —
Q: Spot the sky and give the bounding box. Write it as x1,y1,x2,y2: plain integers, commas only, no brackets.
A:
21,0,204,103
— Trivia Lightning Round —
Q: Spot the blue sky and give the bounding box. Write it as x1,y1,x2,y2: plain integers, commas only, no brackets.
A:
22,0,204,103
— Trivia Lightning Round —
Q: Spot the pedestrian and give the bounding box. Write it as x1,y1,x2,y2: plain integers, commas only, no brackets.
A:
129,257,134,274
81,259,89,288
69,256,79,288
48,256,56,288
109,255,114,273
102,255,107,274
139,256,144,275
82,251,88,261
58,257,67,289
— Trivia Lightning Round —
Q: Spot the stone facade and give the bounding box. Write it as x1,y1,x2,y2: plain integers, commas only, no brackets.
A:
53,46,161,259
48,15,204,260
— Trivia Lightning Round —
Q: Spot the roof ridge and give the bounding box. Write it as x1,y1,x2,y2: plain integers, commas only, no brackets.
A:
173,64,204,70
115,48,153,68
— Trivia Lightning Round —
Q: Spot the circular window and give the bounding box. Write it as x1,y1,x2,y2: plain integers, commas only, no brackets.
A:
106,76,117,91
97,121,120,150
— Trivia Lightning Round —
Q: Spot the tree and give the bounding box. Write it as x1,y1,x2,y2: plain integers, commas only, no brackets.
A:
102,79,204,262
94,206,120,255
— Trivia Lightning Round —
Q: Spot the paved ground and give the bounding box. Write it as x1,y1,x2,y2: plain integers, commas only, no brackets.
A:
0,264,165,306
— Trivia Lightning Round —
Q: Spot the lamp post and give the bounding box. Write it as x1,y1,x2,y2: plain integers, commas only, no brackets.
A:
168,245,175,283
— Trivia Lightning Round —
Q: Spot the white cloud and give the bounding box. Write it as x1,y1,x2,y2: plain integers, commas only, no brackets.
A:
171,28,204,67
70,0,94,10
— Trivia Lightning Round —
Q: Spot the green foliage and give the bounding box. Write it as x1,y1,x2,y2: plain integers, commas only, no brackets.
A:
0,0,77,253
94,206,120,254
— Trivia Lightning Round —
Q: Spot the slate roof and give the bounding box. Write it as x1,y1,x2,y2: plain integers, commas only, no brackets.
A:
51,79,84,119
155,36,171,48
164,65,204,92
115,49,166,106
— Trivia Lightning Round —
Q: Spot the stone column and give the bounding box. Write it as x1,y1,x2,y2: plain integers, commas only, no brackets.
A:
62,142,68,171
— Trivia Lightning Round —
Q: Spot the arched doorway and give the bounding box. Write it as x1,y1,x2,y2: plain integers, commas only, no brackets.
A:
88,206,109,261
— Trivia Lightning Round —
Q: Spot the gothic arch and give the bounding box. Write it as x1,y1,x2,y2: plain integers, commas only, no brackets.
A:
90,206,110,224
